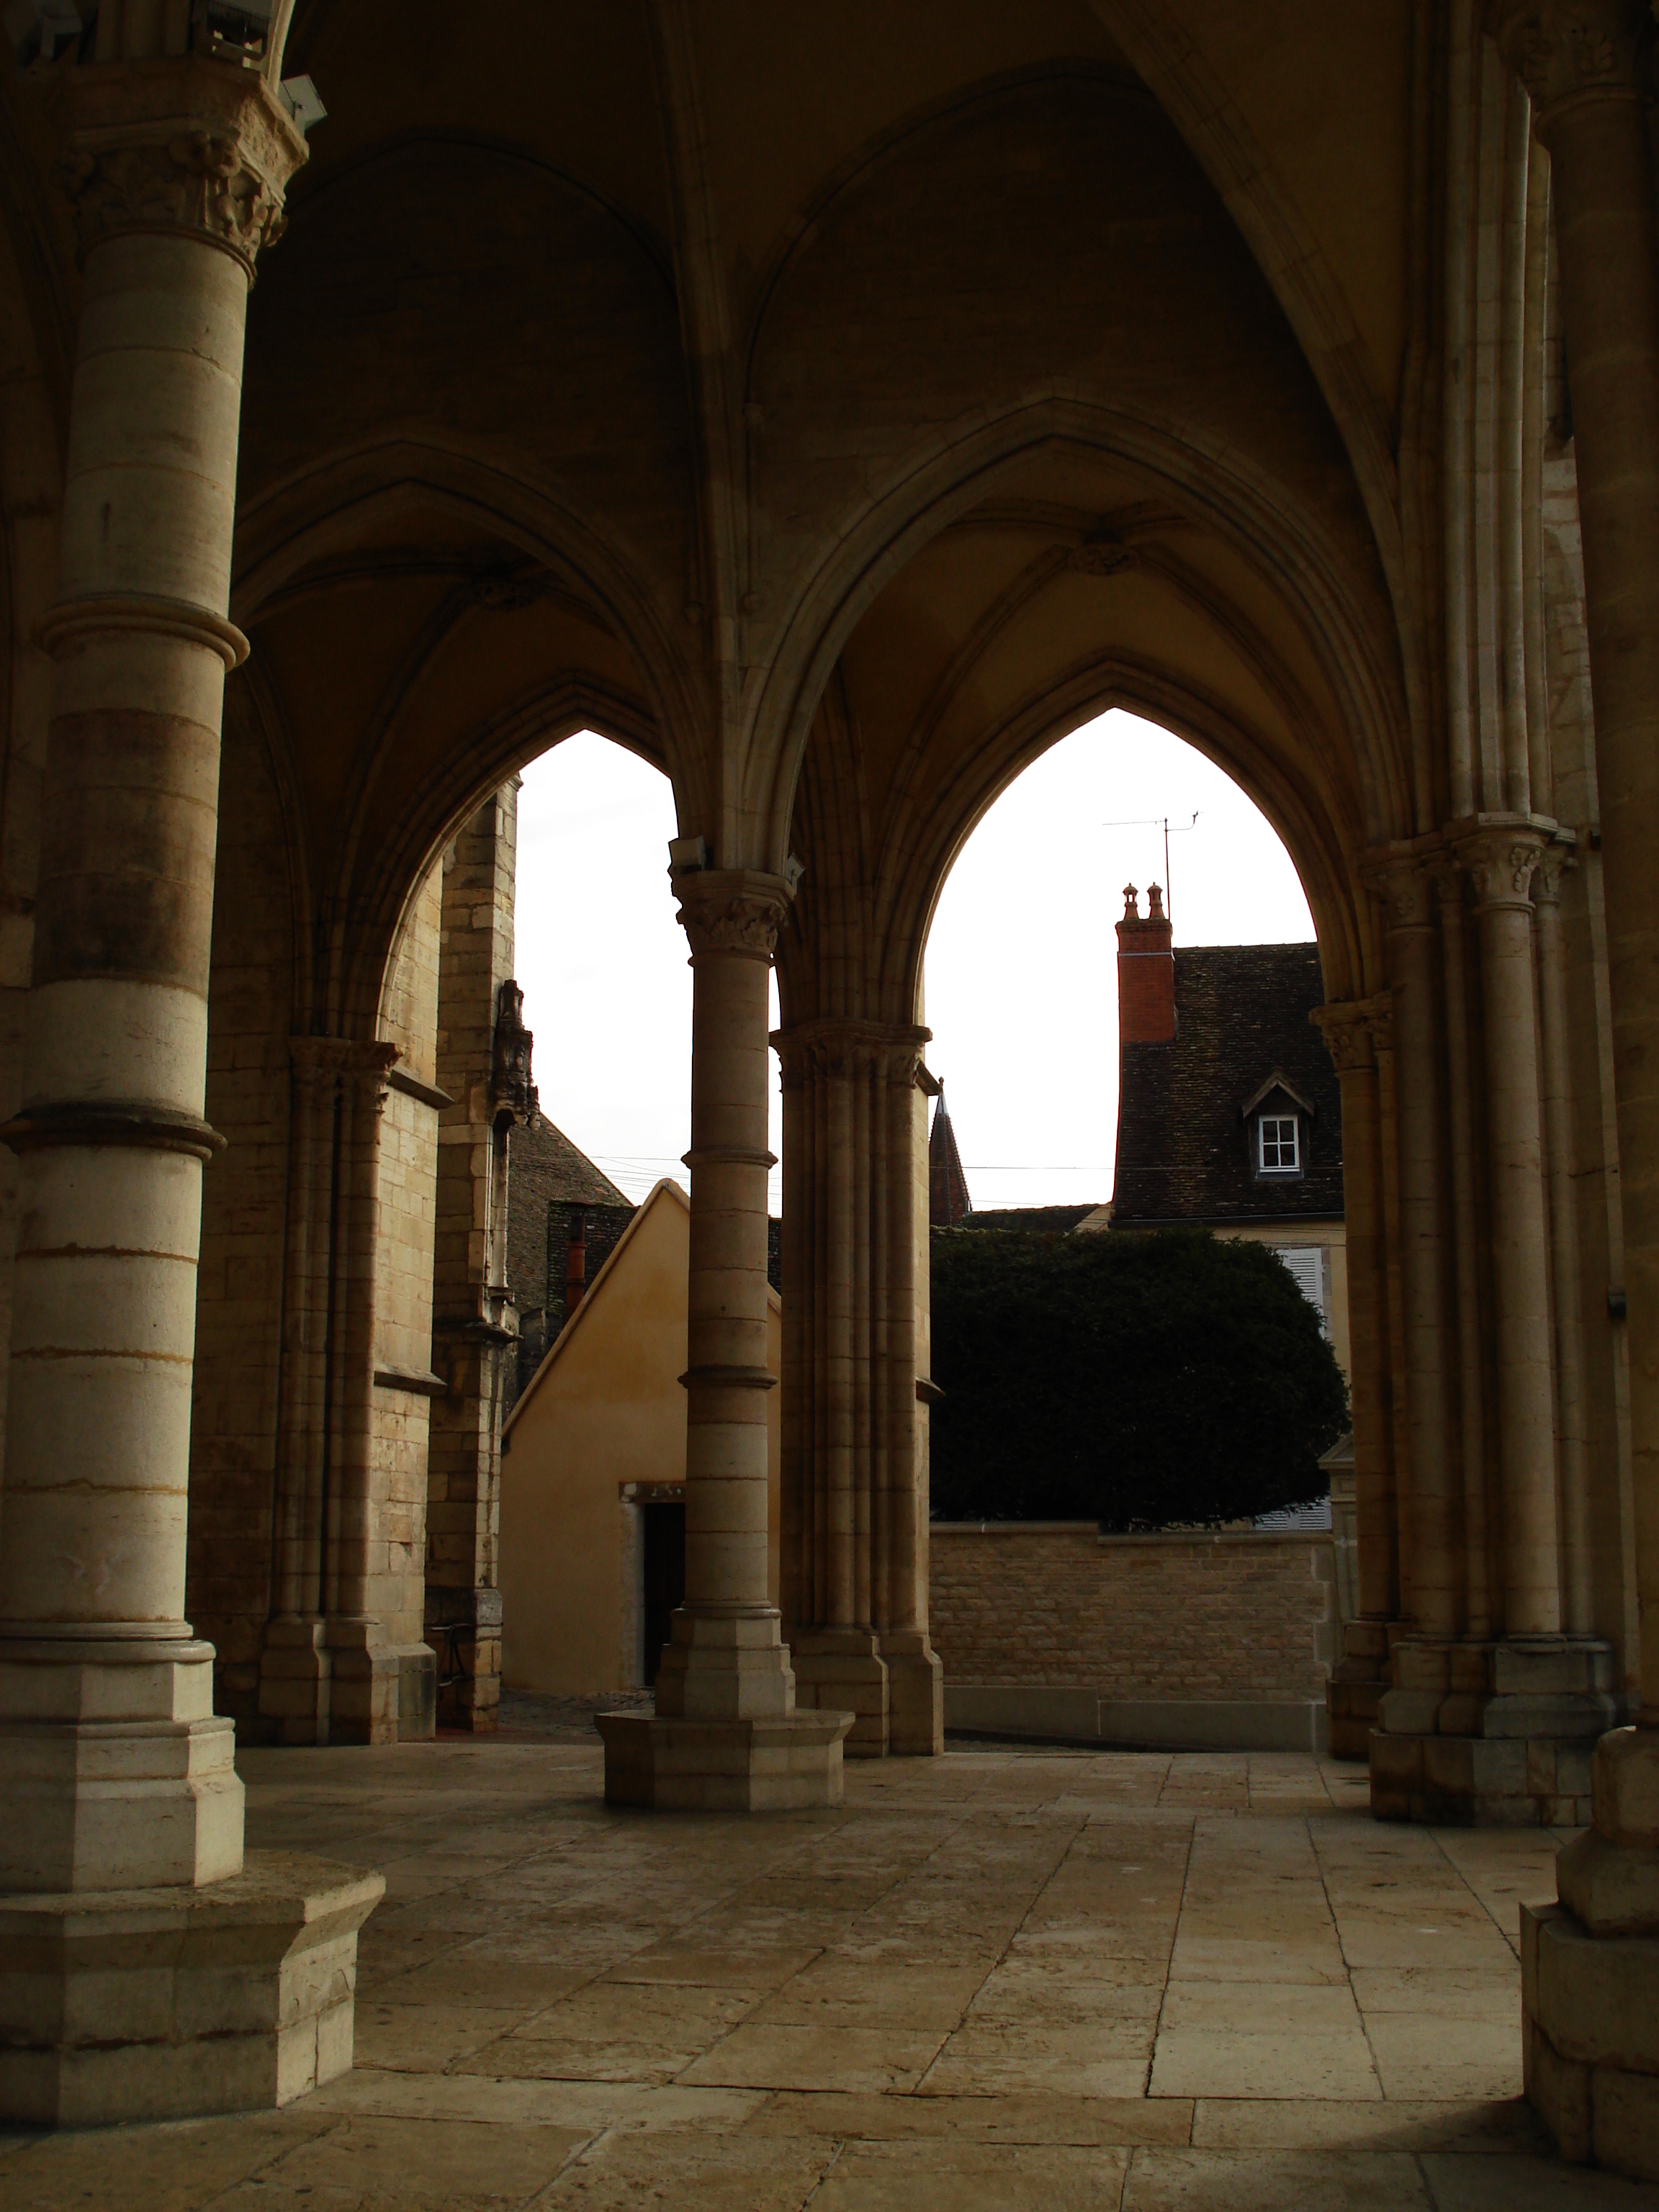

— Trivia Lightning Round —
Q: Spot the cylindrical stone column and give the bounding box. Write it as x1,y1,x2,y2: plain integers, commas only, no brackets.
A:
1372,855,1462,1642
1460,826,1563,1638
655,871,795,1721
0,62,302,1889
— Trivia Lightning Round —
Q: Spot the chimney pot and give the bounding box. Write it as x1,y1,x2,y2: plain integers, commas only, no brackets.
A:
1115,878,1175,1043
1122,884,1140,920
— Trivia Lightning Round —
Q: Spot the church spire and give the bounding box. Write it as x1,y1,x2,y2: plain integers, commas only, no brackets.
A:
929,1085,972,1226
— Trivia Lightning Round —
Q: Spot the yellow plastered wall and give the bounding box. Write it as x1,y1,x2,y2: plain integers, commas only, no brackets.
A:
499,1180,782,1694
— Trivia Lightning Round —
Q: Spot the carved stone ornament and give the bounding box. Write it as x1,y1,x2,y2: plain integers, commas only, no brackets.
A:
1533,842,1578,905
773,1018,931,1087
1458,827,1547,909
290,1035,400,1100
1488,0,1645,123
1363,852,1436,932
491,979,539,1124
53,57,307,274
1310,1002,1377,1076
675,871,791,961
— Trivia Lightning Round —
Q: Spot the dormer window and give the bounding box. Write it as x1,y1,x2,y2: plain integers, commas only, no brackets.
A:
1258,1112,1300,1176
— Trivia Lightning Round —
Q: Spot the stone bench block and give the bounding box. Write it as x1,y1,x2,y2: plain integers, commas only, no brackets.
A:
595,1709,852,1811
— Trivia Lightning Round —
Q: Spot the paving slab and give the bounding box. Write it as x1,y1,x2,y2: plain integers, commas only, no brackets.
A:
0,1742,1607,2212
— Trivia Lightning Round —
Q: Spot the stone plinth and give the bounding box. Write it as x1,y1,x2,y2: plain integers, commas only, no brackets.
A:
1524,1903,1659,2180
1327,1619,1391,1762
1524,1725,1659,2180
0,1851,383,2126
596,1709,852,1811
1371,1637,1618,1823
791,1629,888,1755
884,1632,945,1755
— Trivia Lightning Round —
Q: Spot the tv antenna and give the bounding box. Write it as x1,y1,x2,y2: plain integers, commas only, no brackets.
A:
1100,811,1200,922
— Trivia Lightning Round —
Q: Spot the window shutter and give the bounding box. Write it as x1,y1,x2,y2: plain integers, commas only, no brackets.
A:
1272,1244,1327,1334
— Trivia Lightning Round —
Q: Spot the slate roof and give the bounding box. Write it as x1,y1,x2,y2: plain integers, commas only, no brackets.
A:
505,1116,630,1316
1111,943,1343,1226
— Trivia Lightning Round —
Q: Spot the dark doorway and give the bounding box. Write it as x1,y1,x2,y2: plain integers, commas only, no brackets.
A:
642,1501,685,1687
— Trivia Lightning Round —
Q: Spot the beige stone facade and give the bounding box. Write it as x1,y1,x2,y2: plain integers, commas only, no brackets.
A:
1,0,1658,2174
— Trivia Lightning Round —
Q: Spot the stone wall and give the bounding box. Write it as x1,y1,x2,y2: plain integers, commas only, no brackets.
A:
929,1521,1338,1753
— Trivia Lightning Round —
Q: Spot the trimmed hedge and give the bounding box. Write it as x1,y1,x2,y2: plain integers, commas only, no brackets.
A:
927,1226,1348,1527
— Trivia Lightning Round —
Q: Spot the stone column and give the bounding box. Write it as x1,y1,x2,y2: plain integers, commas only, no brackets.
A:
0,55,379,2125
1369,853,1465,1813
1491,3,1659,2172
1313,998,1399,1756
777,1018,942,1755
1433,858,1495,1642
425,791,530,1732
1534,842,1595,1636
0,58,300,1894
1459,824,1563,1637
875,1031,944,1755
322,1043,403,1743
1370,995,1416,1621
598,871,850,1807
1371,856,1461,1642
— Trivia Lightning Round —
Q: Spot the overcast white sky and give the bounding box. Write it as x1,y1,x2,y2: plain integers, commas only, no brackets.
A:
513,711,1314,1213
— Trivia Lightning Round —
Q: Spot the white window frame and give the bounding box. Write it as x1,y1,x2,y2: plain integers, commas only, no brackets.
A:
1258,1112,1300,1175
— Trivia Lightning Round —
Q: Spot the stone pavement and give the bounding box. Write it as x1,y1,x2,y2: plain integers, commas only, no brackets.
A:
1,1741,1655,2211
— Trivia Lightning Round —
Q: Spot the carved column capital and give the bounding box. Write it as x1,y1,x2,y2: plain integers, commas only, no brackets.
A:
1363,848,1437,932
53,57,307,276
1311,999,1380,1076
290,1035,400,1099
673,869,792,962
773,1017,932,1087
1365,992,1396,1058
1533,840,1579,906
1455,823,1548,912
1487,0,1647,131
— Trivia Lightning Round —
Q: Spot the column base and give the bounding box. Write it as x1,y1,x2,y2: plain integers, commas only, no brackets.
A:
653,1607,796,1722
0,1849,385,2126
1370,1637,1619,1824
256,1619,433,1746
1524,1902,1659,2181
1326,1619,1393,1762
882,1631,945,1755
595,1708,853,1810
0,1632,243,1892
1523,1727,1659,2180
258,1618,332,1747
423,1586,502,1733
791,1627,889,1755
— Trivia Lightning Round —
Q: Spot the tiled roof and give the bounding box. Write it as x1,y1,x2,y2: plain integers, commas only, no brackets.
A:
1112,943,1343,1225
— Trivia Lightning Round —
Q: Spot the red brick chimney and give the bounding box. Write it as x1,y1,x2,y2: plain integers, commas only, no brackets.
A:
1116,884,1175,1043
